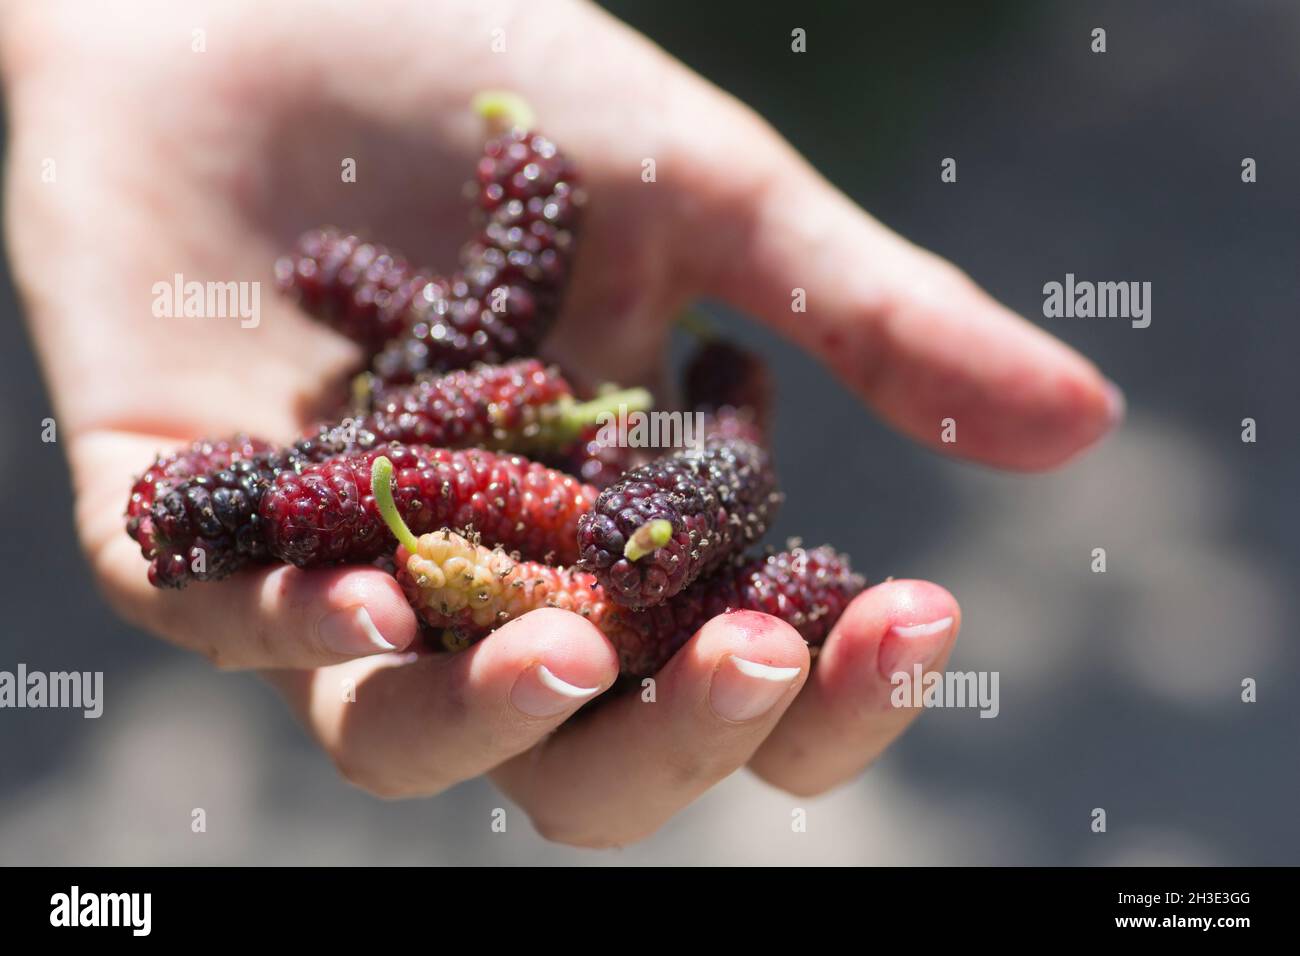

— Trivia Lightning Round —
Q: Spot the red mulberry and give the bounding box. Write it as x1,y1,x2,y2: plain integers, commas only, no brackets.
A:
261,444,597,570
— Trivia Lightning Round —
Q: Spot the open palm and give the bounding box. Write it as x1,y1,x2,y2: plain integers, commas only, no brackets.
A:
2,0,1118,845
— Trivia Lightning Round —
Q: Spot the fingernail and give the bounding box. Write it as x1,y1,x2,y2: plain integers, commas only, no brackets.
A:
318,606,399,657
1104,381,1126,429
878,616,954,680
511,664,600,718
709,655,801,722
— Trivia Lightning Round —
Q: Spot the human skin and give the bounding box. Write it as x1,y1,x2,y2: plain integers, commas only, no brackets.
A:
0,0,1119,846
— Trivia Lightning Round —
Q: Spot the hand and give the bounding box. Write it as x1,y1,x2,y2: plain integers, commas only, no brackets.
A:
2,0,1118,846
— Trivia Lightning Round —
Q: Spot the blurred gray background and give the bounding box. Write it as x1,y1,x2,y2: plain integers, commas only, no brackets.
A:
2,0,1297,864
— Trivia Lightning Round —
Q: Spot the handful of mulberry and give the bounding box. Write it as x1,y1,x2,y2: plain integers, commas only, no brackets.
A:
122,94,868,683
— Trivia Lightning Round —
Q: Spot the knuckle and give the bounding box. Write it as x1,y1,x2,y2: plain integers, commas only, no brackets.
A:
249,620,280,666
663,751,709,788
663,747,735,789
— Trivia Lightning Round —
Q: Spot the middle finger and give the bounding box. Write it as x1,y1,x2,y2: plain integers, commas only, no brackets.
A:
491,610,809,847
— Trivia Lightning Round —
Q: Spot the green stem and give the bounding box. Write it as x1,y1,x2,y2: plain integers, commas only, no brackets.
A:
349,372,377,415
471,90,536,131
371,456,420,554
624,519,673,562
551,387,654,445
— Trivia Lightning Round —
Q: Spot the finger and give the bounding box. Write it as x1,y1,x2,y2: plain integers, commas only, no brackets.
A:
747,579,961,796
491,610,809,847
105,538,421,670
267,608,620,799
693,124,1122,471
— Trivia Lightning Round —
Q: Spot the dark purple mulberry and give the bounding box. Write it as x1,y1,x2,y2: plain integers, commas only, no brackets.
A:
125,435,272,560
576,435,782,609
372,127,584,384
610,545,864,676
547,408,762,490
307,359,574,451
274,227,444,353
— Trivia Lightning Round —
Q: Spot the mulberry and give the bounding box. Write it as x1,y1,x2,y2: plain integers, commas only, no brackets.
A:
143,434,344,588
372,102,583,383
547,408,763,491
372,462,860,676
125,434,272,559
576,435,782,608
683,337,773,436
261,444,597,570
274,227,443,353
133,362,643,588
312,359,649,457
